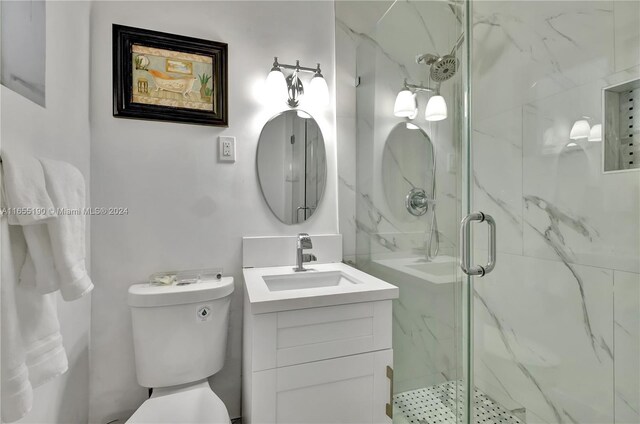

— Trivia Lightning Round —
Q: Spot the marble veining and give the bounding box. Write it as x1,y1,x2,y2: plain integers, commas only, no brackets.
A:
335,18,412,81
474,172,521,230
522,194,604,361
336,2,639,424
475,290,564,423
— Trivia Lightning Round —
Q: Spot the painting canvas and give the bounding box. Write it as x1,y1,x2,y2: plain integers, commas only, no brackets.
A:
132,46,216,112
113,25,228,126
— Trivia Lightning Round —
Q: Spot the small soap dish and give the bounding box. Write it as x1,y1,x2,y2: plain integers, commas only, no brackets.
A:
149,268,223,286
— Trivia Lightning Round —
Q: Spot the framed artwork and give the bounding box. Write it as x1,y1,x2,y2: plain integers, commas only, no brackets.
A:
113,24,228,126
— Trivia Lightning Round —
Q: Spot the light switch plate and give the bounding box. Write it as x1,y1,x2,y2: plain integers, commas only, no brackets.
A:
218,136,236,162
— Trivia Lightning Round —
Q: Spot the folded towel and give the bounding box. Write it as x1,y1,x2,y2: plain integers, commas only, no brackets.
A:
1,220,32,423
1,214,68,423
39,158,93,301
1,151,60,294
0,151,55,226
20,227,60,295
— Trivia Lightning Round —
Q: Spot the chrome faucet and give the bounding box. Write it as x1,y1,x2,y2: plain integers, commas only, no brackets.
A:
294,233,317,272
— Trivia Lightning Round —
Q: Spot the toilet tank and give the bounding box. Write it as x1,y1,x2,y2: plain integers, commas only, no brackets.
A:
128,277,234,388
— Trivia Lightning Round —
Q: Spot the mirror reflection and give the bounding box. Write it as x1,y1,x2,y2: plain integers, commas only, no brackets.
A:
382,122,435,221
257,110,326,224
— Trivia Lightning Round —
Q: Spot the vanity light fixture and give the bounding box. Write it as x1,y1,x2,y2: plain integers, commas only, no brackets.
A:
394,88,418,118
569,119,591,140
308,67,330,106
393,80,447,121
266,57,329,108
425,95,447,121
266,59,288,103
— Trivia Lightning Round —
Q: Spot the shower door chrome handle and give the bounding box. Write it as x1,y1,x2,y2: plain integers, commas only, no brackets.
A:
460,212,496,276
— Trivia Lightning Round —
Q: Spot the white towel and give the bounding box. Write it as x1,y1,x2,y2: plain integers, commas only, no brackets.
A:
1,151,55,226
1,152,60,295
1,219,32,423
1,198,68,423
0,154,90,422
39,158,93,301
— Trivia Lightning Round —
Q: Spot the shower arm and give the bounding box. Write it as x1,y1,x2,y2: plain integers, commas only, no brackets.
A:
450,33,464,56
403,80,438,93
416,33,464,64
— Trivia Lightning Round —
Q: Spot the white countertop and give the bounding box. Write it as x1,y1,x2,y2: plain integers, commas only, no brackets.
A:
242,262,399,314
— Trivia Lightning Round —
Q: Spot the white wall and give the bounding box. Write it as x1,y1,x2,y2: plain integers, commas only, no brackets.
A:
88,2,337,422
0,2,92,423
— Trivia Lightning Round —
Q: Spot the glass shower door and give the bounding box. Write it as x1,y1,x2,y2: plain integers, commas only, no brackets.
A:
465,1,640,423
343,0,470,422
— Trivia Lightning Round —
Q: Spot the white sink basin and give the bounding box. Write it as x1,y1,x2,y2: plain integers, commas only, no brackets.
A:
263,271,361,292
243,263,398,314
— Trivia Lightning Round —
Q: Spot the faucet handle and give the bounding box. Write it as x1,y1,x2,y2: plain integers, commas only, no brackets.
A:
302,253,317,263
297,233,313,249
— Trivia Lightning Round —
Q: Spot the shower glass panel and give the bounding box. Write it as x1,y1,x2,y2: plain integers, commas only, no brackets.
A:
340,0,639,423
341,0,468,421
469,1,640,423
336,0,640,424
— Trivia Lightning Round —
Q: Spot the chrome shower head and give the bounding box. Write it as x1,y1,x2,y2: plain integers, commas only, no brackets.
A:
416,33,463,83
430,55,458,82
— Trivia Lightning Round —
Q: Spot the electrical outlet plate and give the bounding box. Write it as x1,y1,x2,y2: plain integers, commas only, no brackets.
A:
218,136,236,162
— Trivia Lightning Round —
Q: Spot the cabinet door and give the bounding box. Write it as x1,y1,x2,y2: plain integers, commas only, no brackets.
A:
252,349,393,424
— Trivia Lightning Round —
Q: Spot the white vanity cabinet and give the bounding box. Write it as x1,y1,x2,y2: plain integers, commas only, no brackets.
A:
242,299,394,424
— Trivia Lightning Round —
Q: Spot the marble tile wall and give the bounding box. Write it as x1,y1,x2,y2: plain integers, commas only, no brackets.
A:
337,1,638,422
337,0,464,266
336,0,465,396
472,1,640,423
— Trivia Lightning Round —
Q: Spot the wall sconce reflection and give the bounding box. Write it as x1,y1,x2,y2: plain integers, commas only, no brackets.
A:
569,117,602,143
393,80,447,122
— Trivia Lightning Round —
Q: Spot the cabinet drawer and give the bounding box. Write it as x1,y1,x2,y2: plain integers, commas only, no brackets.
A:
251,300,392,371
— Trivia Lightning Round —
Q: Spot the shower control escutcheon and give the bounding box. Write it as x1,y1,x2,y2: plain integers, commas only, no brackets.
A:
460,212,496,276
405,188,434,216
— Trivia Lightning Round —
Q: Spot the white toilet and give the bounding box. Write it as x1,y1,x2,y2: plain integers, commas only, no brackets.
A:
126,276,235,423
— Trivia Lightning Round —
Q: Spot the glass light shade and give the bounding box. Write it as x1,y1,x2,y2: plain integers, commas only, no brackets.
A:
425,95,447,121
406,122,419,130
588,124,602,142
265,68,287,103
308,75,330,106
297,110,311,119
394,90,417,118
569,120,590,139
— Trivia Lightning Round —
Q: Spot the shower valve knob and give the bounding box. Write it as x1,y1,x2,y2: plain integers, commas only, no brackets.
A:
406,188,433,216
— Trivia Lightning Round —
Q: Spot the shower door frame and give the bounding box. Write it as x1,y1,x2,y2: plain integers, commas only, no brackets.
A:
460,0,474,422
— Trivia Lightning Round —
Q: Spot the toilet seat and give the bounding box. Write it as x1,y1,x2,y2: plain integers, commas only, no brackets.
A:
126,380,230,424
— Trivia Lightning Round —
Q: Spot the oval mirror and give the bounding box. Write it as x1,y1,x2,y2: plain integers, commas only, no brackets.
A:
382,122,435,220
257,110,327,224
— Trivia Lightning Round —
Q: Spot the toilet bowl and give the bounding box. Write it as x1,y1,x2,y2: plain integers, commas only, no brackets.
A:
126,380,229,424
126,276,235,424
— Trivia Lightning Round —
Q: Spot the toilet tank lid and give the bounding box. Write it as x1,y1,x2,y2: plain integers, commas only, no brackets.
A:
128,277,234,307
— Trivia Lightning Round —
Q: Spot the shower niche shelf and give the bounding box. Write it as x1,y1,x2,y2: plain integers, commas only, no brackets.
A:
604,78,640,173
